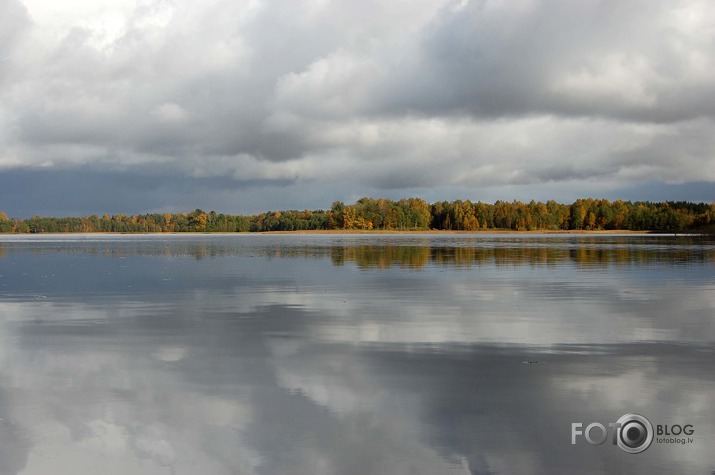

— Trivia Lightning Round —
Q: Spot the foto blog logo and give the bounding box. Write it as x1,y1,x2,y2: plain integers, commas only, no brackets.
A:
571,413,695,454
572,413,653,454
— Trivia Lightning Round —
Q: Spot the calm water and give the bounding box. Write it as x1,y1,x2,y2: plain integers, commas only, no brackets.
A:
0,234,713,474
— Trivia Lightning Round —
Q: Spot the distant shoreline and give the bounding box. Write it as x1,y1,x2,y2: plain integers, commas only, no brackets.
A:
4,198,712,234
257,229,657,235
1,229,672,235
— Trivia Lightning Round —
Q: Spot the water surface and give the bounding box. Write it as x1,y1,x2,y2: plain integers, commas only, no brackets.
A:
0,234,713,474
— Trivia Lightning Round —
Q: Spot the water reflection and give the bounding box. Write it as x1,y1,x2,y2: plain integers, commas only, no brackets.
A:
331,243,715,269
0,235,713,474
1,234,713,269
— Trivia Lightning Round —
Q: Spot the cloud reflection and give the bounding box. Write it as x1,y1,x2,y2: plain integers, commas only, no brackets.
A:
0,235,713,474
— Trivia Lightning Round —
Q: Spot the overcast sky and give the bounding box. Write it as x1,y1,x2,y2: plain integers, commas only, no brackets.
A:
1,0,714,216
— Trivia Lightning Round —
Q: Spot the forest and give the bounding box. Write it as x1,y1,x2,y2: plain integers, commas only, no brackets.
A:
0,198,713,233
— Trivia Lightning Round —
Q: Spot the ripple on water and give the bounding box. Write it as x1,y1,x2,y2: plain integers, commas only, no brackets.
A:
0,293,48,301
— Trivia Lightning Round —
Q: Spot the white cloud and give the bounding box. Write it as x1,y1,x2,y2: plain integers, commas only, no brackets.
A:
151,102,188,123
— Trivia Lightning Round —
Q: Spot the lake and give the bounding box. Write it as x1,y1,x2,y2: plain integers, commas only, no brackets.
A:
0,233,713,474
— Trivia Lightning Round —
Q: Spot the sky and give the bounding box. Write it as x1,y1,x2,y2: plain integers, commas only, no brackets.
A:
1,0,714,217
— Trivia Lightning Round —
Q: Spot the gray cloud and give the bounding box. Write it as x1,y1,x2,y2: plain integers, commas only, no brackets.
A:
0,0,714,215
377,0,715,122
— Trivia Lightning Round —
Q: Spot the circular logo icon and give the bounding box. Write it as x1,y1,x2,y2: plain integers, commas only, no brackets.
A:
616,413,653,454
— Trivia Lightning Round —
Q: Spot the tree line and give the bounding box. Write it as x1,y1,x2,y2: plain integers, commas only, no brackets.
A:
0,198,713,233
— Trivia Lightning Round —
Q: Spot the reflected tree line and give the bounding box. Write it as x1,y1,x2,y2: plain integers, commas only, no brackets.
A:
329,244,715,269
3,241,712,268
0,197,714,233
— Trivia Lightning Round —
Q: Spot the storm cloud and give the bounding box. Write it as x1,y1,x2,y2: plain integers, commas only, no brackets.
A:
1,0,714,215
